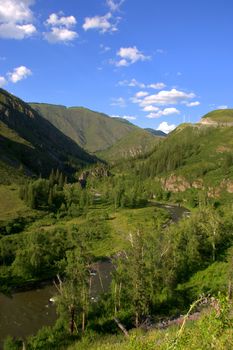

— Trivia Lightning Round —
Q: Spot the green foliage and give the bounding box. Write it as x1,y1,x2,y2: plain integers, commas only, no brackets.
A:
3,336,21,350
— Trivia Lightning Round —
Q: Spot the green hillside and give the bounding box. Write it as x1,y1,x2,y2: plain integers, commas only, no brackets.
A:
30,103,159,155
135,119,233,200
0,89,96,183
97,128,162,162
201,109,233,123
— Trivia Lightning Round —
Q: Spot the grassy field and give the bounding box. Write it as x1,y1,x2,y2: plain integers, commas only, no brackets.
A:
21,204,169,258
0,185,31,220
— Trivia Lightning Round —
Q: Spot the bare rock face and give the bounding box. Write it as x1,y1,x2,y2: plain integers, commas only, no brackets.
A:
192,179,204,189
199,117,233,127
161,174,233,197
221,179,233,193
162,175,191,192
199,118,218,126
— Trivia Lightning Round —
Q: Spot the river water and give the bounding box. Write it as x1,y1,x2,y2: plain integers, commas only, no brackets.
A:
0,261,114,347
0,204,188,346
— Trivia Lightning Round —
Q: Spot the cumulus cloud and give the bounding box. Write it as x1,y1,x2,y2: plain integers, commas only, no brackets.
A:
186,101,200,107
146,108,180,119
218,105,228,109
142,105,159,112
110,97,126,107
112,114,136,120
157,121,176,134
135,91,149,98
106,0,125,12
44,27,78,43
148,82,166,90
140,88,195,106
46,13,76,28
118,79,166,90
8,66,32,83
118,79,146,88
44,12,78,43
0,76,7,87
0,22,36,39
0,0,36,39
115,46,150,67
0,0,34,23
83,13,118,33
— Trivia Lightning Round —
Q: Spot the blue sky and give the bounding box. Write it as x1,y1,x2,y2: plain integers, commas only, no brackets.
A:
0,0,232,133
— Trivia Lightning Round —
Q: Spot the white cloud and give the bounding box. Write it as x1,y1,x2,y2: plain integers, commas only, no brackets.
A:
146,107,180,119
135,91,149,98
148,82,166,90
140,88,195,106
218,105,228,110
0,0,34,23
0,0,36,39
157,121,176,134
115,46,150,67
118,78,145,88
8,66,32,83
186,101,200,107
106,0,125,12
110,97,126,107
0,23,36,39
118,79,166,90
142,105,159,112
83,13,118,33
44,27,78,43
0,76,7,87
46,13,77,28
112,114,136,120
44,12,78,43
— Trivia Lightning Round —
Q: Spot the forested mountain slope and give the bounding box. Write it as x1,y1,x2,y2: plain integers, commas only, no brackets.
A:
135,111,233,197
0,89,96,183
30,103,159,156
96,128,163,162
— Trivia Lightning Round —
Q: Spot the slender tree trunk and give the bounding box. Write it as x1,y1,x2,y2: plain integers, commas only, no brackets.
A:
118,282,122,309
114,282,117,316
69,305,75,334
135,311,139,328
114,318,129,337
228,281,232,300
212,241,216,262
82,311,85,332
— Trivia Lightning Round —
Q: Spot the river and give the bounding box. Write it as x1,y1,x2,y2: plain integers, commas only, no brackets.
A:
0,203,188,347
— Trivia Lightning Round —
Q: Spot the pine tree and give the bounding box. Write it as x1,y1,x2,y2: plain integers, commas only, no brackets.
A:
49,169,55,186
58,172,64,189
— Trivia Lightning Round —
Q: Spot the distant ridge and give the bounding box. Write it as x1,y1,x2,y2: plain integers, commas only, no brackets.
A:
145,128,166,137
0,88,96,182
30,103,161,157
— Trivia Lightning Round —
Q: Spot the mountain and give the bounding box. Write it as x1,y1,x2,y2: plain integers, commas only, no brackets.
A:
97,128,162,162
200,109,233,125
29,103,160,156
0,89,96,183
136,110,233,197
145,128,166,137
